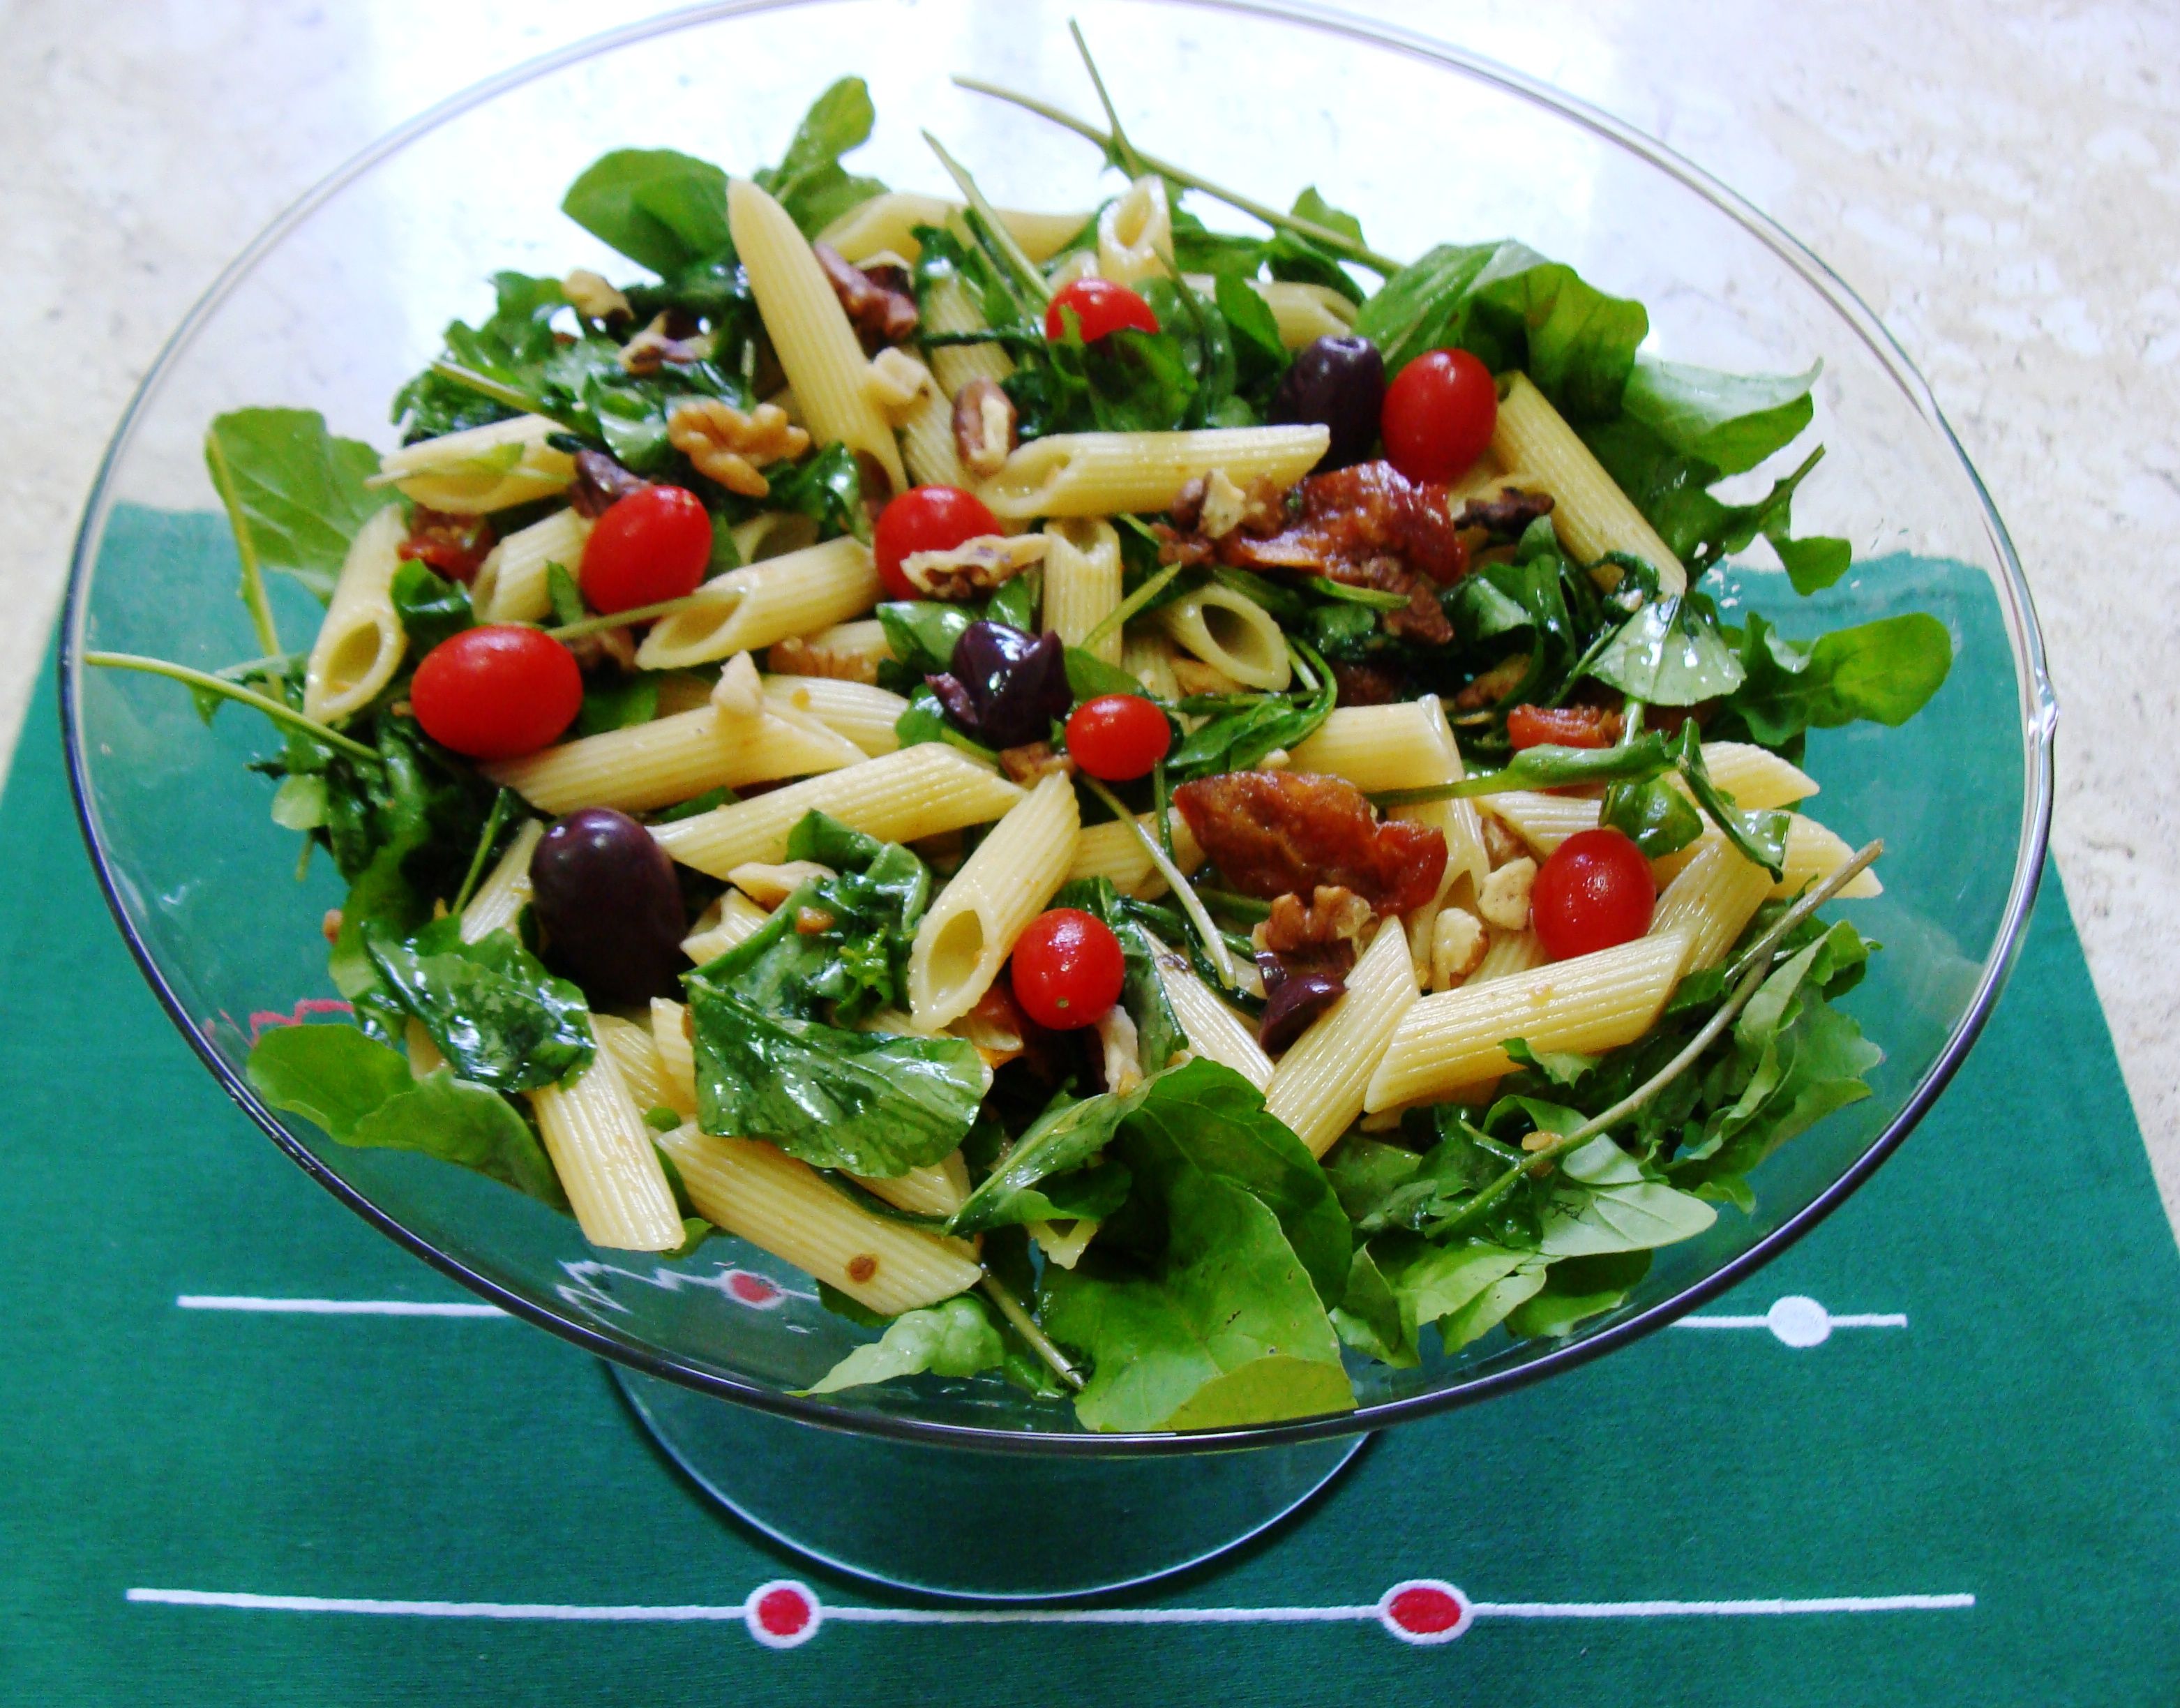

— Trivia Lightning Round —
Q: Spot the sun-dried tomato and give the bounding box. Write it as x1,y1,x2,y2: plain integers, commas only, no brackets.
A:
397,506,495,582
1507,703,1624,750
1330,661,1408,705
1219,458,1468,588
1173,770,1447,914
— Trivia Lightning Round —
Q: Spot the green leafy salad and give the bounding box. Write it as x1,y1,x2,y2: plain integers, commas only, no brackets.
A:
95,40,1950,1432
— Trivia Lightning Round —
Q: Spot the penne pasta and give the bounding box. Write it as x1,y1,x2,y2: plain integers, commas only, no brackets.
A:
680,891,772,966
761,674,908,756
1156,583,1293,691
471,507,590,624
651,744,1025,878
818,191,1086,266
377,414,574,514
1181,274,1358,346
1155,955,1275,1091
458,818,544,944
634,537,882,671
1265,921,1421,1158
526,1046,685,1252
1773,813,1882,899
1649,837,1773,972
767,617,894,685
483,705,864,816
1095,175,1175,285
594,1014,687,1118
1491,373,1685,594
1065,811,1204,899
899,375,973,488
977,426,1330,520
728,175,907,496
728,510,822,565
922,272,1015,398
1122,628,1181,700
1365,931,1690,1111
856,1149,972,1219
656,1123,982,1316
302,506,407,724
1042,518,1125,664
910,772,1080,1027
1471,926,1549,984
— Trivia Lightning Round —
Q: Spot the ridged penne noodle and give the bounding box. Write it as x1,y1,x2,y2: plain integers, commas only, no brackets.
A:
1095,175,1175,285
1264,921,1421,1158
484,706,863,816
377,414,575,514
761,674,908,756
594,1014,685,1117
1774,813,1881,899
767,617,894,685
652,744,1025,878
1181,276,1358,347
526,1047,684,1252
1649,837,1773,972
1699,742,1819,807
634,537,882,671
977,426,1330,520
728,176,907,496
1471,926,1548,983
899,378,972,488
818,191,1086,266
728,510,822,565
302,506,406,723
650,997,700,1098
472,507,591,624
922,273,1014,397
910,772,1080,1027
656,1124,981,1316
857,1150,972,1219
1482,791,1605,857
1123,628,1181,699
1031,1218,1099,1270
1065,811,1204,898
679,892,772,966
1042,518,1124,663
1155,584,1292,691
458,818,545,943
1365,931,1689,1112
1155,957,1274,1091
1485,742,1817,862
1491,373,1685,594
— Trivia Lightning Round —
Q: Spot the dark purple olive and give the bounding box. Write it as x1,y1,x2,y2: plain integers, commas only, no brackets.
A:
1258,971,1346,1054
928,621,1072,749
529,808,686,1005
1269,334,1385,471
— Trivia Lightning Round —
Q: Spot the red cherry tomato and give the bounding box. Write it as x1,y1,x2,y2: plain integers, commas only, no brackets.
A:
410,625,584,761
873,485,1001,601
1507,703,1621,751
1381,348,1497,484
580,484,712,615
1044,278,1160,343
1064,694,1172,781
1531,827,1656,961
1009,908,1126,1031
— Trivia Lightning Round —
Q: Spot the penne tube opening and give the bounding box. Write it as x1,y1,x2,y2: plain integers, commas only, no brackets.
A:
1157,585,1293,691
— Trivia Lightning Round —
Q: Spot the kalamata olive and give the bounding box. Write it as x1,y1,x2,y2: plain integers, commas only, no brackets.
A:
529,809,686,1005
1258,971,1346,1054
1269,334,1385,471
928,621,1072,749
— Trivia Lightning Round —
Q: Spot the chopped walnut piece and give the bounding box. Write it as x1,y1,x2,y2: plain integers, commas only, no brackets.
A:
1430,907,1487,989
952,377,1017,477
569,449,648,518
813,242,920,350
956,982,1029,1071
1260,885,1375,956
564,625,637,673
1196,470,1249,539
667,398,811,499
901,531,1048,601
1170,475,1208,532
562,269,632,324
767,620,889,685
1480,810,1530,868
709,651,764,719
1454,486,1556,537
1478,856,1538,931
998,740,1076,784
619,310,714,376
864,346,934,417
728,860,837,910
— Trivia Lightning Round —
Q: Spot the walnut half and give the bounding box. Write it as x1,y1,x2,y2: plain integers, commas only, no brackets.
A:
952,377,1017,477
667,399,811,498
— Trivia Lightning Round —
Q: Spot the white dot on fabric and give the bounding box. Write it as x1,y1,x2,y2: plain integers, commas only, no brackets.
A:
1767,1295,1833,1348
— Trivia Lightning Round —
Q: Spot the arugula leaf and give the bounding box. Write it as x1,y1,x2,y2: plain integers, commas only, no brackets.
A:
1585,592,1747,705
1721,613,1954,747
761,442,869,544
894,686,999,762
1619,354,1819,477
1052,878,1187,1079
984,567,1040,634
1600,773,1705,858
753,77,887,237
1674,726,1791,877
1584,424,1847,590
1330,1243,1420,1368
562,148,732,276
1418,733,1677,800
390,272,569,441
1041,1167,1354,1432
797,1294,1005,1395
247,1022,564,1207
1064,646,1148,701
575,669,660,737
949,1082,1150,1234
1502,1250,1650,1339
364,920,597,1093
204,409,384,606
389,560,473,654
1165,647,1335,781
1538,1136,1717,1256
1385,1238,1544,1351
875,600,974,675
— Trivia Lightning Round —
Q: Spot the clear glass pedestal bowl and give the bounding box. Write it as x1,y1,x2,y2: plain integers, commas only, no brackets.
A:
61,0,2053,1600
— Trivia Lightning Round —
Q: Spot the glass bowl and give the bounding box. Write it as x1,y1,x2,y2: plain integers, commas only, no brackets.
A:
61,0,2052,1590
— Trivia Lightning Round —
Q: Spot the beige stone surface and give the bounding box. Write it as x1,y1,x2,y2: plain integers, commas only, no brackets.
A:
2,1,2173,1224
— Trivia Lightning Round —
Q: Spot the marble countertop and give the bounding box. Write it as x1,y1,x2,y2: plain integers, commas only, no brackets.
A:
6,1,2173,1226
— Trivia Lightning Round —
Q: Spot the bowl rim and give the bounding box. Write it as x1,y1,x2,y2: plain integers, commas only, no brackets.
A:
60,0,2057,1457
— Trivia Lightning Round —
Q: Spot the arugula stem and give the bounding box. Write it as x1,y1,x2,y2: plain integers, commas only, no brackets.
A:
1067,20,1148,179
1431,840,1882,1241
202,428,283,657
83,652,380,762
979,1268,1083,1390
452,788,517,918
1081,560,1182,652
544,585,740,641
951,76,1405,275
921,131,1054,306
1152,756,1175,860
1081,772,1237,989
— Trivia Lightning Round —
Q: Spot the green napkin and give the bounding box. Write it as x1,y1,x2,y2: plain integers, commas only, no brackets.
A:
9,638,2179,1703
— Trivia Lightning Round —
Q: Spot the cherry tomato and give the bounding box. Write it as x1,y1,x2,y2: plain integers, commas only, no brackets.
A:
410,625,583,760
1009,908,1126,1031
1507,703,1621,751
1531,827,1656,961
1381,348,1497,484
873,485,1001,601
1044,278,1160,343
580,484,712,615
1064,694,1172,781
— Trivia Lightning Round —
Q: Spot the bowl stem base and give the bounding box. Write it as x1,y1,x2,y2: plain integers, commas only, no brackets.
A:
610,1365,1369,1601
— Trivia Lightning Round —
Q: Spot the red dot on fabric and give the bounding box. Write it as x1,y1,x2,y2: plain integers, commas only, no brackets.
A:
728,1271,782,1306
1388,1585,1462,1634
757,1587,811,1637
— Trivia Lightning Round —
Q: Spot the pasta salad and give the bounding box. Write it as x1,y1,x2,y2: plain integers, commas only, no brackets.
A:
96,55,1952,1431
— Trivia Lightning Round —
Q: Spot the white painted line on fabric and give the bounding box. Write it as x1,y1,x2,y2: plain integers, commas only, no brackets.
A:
1670,1296,1908,1347
126,1589,735,1620
174,1296,509,1319
1469,1594,1974,1618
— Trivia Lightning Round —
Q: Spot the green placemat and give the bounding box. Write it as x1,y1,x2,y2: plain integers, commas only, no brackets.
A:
8,643,2179,1707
